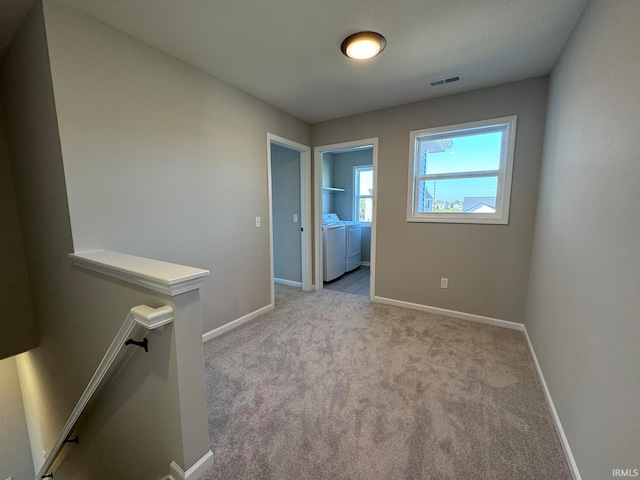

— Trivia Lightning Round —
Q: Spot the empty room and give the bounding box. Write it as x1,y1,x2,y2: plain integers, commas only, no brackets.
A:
0,1,637,480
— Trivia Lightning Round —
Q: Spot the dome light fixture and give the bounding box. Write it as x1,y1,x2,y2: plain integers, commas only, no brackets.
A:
341,31,386,60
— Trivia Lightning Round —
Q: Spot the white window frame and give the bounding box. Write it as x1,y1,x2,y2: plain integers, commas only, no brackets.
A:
354,165,373,225
406,115,517,225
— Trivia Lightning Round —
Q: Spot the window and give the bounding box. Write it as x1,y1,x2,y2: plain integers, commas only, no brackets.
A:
354,166,373,223
406,116,517,224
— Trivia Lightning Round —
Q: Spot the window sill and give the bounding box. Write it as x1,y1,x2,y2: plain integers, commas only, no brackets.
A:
407,214,508,225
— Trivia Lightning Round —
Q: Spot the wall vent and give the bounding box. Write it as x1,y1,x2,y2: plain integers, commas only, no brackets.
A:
429,74,462,87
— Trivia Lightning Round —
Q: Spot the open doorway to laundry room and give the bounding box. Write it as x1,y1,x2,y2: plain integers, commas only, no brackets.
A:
314,138,378,299
267,134,312,305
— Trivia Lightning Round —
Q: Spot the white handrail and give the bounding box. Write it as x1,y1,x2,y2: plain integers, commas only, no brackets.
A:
36,305,174,480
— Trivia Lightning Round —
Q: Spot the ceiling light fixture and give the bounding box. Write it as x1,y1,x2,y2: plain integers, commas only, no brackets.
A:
341,31,386,60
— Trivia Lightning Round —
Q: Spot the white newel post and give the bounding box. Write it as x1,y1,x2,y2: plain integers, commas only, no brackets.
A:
168,288,214,478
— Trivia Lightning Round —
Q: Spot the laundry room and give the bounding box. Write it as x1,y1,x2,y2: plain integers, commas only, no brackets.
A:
321,146,373,296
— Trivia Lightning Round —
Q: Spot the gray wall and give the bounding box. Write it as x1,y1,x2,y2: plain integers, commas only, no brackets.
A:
332,149,373,262
1,3,206,476
525,1,640,478
0,2,75,465
322,152,335,214
332,149,373,222
0,104,37,360
271,143,302,283
0,357,34,480
42,0,311,334
312,77,548,322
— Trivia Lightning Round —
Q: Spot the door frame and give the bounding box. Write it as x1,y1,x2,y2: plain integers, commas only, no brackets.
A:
267,133,312,304
314,137,379,298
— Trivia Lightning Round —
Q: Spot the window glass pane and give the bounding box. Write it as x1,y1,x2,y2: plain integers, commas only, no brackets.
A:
358,197,373,222
417,177,498,214
418,131,502,175
358,169,373,195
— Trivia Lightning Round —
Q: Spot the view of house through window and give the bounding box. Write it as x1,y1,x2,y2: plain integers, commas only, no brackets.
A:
354,166,373,223
408,116,516,224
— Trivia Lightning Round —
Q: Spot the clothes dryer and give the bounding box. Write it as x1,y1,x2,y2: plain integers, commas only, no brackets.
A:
344,222,362,272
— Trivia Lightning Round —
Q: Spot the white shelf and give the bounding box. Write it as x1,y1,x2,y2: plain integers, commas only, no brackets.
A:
322,187,345,192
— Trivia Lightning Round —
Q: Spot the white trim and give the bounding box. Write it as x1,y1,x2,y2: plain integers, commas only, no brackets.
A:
267,134,313,307
369,140,379,300
267,140,275,307
300,141,312,292
69,250,210,296
36,305,174,480
371,295,524,331
359,261,371,267
274,277,302,287
406,115,517,225
314,138,379,300
202,304,273,342
522,327,582,480
130,305,175,329
169,450,214,480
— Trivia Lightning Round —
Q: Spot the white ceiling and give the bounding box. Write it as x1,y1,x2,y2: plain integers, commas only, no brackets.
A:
2,0,588,123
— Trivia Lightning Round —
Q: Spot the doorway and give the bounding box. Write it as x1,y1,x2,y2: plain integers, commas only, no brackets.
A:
314,138,378,298
267,134,312,305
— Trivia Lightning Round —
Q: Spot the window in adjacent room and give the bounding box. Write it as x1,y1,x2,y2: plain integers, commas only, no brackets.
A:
407,116,517,224
354,165,373,223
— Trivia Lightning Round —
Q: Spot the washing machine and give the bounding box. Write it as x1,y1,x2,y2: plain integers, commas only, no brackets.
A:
323,213,362,274
322,223,346,282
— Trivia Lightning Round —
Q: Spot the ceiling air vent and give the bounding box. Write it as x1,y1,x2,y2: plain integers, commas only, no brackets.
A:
429,74,462,87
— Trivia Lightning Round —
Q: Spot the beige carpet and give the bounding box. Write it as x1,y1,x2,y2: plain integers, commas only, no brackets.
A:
201,285,571,480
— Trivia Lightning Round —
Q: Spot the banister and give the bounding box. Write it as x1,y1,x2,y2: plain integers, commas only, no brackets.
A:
36,304,174,480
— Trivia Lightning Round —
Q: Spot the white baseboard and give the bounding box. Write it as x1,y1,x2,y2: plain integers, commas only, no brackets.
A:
169,450,214,480
522,327,582,480
202,304,273,343
371,295,524,331
274,277,302,287
360,261,371,267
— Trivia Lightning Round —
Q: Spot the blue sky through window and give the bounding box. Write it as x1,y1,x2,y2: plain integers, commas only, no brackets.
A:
421,131,502,202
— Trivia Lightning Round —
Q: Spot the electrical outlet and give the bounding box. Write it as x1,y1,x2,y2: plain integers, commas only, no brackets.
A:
255,216,261,228
6,476,14,480
440,278,448,289
42,450,46,458
293,214,298,223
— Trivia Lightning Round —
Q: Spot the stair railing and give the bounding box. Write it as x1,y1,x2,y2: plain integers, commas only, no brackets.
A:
36,304,174,480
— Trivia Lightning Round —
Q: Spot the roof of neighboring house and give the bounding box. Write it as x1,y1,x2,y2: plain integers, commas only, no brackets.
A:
421,138,454,154
462,196,496,213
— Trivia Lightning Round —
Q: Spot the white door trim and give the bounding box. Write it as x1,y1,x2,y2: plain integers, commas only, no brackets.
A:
267,133,312,306
314,138,379,298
